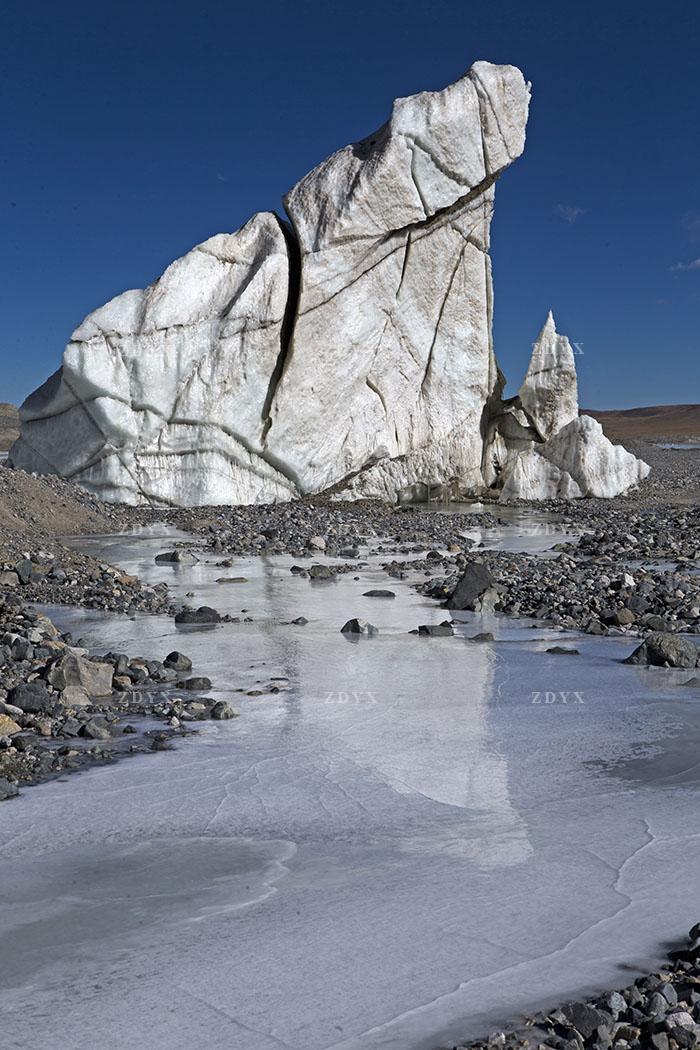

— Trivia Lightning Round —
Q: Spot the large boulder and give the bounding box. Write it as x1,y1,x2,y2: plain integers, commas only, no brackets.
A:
10,62,530,506
8,681,52,713
46,652,114,697
446,562,496,611
625,632,699,669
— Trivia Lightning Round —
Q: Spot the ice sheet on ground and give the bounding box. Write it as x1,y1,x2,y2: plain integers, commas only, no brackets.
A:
1,528,700,1050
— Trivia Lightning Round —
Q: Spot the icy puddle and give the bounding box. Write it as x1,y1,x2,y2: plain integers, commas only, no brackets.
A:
2,527,700,1050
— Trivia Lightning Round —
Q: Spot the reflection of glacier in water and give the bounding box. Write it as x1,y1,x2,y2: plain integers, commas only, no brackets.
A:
2,526,700,1050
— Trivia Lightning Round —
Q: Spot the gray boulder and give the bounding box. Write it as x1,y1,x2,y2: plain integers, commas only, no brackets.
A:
46,652,114,697
340,619,378,636
0,778,19,800
174,606,221,625
625,632,699,669
446,563,495,611
8,680,52,714
211,701,237,720
164,651,193,671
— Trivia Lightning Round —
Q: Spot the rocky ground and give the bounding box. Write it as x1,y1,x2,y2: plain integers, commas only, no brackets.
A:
0,401,19,451
454,924,700,1049
0,592,237,799
1,441,699,1047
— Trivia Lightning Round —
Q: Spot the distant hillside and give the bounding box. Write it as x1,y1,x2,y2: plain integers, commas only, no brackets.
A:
585,404,700,441
0,403,19,451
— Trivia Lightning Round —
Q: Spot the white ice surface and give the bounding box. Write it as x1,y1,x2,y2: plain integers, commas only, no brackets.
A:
1,526,700,1050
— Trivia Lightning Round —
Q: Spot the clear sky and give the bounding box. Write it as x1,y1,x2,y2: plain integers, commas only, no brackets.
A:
3,0,699,409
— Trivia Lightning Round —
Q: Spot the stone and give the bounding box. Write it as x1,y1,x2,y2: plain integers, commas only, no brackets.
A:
0,713,22,736
0,778,19,800
625,632,699,669
362,589,396,598
340,619,378,636
46,652,113,697
14,559,33,585
446,562,494,610
307,536,326,551
517,311,579,440
8,680,52,714
0,571,20,588
58,685,91,707
417,623,454,637
561,1002,612,1040
155,550,199,564
210,700,237,720
163,651,193,671
182,676,212,690
174,606,221,624
79,717,112,740
309,565,333,580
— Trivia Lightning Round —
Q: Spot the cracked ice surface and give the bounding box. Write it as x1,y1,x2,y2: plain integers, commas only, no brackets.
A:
2,526,700,1050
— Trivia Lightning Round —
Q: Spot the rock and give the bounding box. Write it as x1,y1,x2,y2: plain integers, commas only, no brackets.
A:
59,685,91,707
210,700,237,720
0,777,19,800
174,606,221,624
560,1002,612,1040
309,564,333,580
417,623,454,637
10,62,531,506
362,589,396,598
546,646,580,655
0,571,20,587
154,550,198,564
340,619,378,636
182,676,212,690
307,536,326,551
8,680,52,714
518,311,579,440
14,559,33,585
215,576,248,583
0,713,22,736
163,651,193,671
446,562,494,610
614,607,636,626
46,652,113,697
625,632,699,669
79,717,112,740
291,616,308,625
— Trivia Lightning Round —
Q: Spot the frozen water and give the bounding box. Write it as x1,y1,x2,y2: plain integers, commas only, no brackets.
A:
1,528,700,1050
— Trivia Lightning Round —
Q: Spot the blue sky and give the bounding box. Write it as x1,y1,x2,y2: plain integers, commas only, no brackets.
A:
2,0,699,408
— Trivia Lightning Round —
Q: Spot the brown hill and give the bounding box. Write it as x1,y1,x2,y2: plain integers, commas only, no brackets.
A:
585,404,700,441
0,402,19,451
